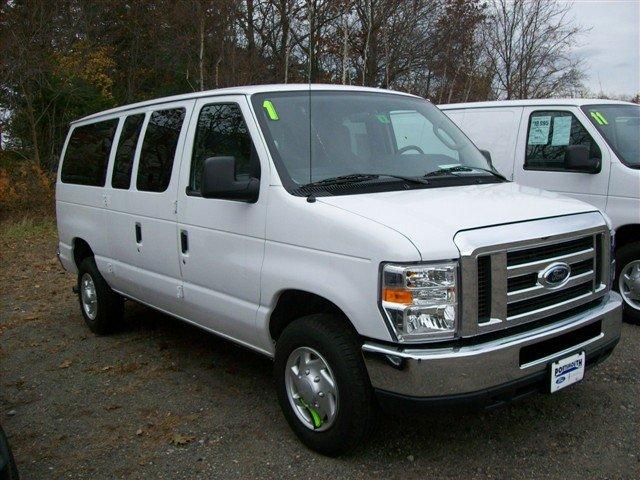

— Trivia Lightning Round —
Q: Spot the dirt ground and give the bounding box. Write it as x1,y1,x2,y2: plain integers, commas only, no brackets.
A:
1,217,638,480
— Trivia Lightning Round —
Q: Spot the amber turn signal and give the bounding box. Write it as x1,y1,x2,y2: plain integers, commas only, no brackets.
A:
382,288,413,304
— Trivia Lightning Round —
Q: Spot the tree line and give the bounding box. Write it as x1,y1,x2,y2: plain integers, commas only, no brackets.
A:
1,0,589,170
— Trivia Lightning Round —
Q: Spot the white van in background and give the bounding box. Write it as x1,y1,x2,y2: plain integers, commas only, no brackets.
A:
440,100,640,323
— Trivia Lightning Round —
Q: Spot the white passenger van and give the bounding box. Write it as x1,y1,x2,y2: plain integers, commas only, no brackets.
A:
439,100,639,323
57,85,622,455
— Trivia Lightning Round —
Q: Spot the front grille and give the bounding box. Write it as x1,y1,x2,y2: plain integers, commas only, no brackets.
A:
595,233,603,285
507,282,593,318
506,256,595,294
477,256,491,321
503,234,604,323
461,219,611,336
571,259,594,276
506,236,593,266
508,273,537,292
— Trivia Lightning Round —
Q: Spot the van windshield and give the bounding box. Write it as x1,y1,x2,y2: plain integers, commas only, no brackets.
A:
582,104,639,169
251,90,498,194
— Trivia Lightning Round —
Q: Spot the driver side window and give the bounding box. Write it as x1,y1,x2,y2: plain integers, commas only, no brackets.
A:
525,111,601,171
389,111,459,161
189,103,258,194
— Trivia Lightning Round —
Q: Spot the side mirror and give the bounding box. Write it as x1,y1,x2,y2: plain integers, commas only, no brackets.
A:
479,149,493,168
565,145,600,173
201,156,259,202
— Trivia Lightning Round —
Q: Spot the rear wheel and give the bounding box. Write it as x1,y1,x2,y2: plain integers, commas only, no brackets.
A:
274,314,377,456
615,242,640,324
77,257,124,334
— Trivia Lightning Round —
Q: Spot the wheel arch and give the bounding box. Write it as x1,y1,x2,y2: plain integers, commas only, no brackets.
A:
268,289,357,342
72,237,94,269
614,224,640,250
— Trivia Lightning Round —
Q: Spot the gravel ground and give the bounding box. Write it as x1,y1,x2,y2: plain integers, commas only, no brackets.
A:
1,218,638,479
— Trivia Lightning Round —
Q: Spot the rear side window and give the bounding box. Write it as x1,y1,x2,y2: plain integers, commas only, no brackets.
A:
525,111,601,171
61,119,118,186
189,103,257,193
112,114,145,189
137,108,186,192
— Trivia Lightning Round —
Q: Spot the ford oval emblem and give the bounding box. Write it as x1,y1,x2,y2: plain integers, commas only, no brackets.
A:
538,262,571,289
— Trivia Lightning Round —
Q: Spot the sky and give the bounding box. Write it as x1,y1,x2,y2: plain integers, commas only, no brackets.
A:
568,0,640,97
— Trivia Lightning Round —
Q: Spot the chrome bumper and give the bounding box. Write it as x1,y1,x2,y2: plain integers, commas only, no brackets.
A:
362,292,622,398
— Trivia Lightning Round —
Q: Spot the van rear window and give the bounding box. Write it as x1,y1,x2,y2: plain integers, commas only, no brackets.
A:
112,113,145,189
136,108,186,192
61,119,119,186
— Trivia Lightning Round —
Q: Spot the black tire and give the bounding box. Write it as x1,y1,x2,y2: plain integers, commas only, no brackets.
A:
0,425,19,480
274,314,377,456
615,242,640,325
77,257,124,335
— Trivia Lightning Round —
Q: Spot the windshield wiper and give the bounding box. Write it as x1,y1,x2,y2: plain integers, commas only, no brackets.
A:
299,173,429,189
423,165,507,181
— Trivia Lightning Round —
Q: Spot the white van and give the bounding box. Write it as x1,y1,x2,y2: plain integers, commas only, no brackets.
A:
439,100,639,323
57,85,622,455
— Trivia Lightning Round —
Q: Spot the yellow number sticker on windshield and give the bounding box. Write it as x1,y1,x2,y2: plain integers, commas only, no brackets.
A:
590,111,608,125
262,100,279,121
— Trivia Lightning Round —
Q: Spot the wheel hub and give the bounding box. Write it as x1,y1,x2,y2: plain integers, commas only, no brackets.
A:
620,260,640,310
80,273,98,320
285,347,338,431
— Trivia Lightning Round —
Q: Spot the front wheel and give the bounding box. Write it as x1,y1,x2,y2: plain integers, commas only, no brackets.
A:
615,242,640,324
274,314,377,456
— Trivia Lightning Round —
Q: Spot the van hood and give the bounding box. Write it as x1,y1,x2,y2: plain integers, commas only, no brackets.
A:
317,182,600,261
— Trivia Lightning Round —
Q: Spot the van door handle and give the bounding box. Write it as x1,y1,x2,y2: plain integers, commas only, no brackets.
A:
135,222,142,244
180,230,188,254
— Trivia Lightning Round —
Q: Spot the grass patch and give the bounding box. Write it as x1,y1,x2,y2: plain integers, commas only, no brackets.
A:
2,215,57,243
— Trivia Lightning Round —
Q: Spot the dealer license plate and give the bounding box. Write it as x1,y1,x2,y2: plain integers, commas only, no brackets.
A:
550,352,585,393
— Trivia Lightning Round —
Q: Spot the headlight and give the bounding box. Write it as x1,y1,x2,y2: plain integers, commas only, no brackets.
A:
380,262,458,342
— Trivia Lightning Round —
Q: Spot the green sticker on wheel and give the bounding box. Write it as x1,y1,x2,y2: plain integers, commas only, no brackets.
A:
299,398,323,428
309,408,323,428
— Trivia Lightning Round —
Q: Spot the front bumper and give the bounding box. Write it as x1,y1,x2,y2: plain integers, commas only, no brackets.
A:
362,292,622,403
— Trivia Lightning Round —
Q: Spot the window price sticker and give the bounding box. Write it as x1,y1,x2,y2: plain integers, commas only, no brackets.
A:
528,116,551,145
551,116,572,146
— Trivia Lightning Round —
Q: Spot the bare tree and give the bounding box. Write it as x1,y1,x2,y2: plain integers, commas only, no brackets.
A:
197,1,206,90
484,0,585,99
340,1,353,84
1,0,595,171
360,0,372,85
348,0,438,89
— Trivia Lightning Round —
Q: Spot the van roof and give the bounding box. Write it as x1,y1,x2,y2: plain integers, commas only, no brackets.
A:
438,98,637,110
74,84,420,124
